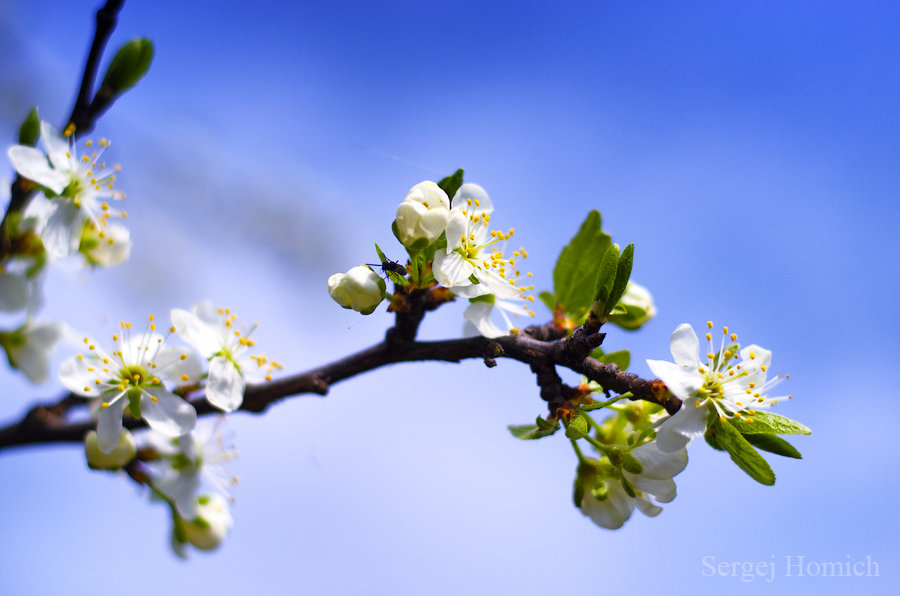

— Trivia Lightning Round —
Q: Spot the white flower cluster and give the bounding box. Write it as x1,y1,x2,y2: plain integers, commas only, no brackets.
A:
65,304,278,555
328,179,538,338
2,120,137,385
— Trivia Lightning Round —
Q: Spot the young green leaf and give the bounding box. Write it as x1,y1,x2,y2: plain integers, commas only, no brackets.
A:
552,211,611,319
592,244,620,314
18,107,40,146
437,168,464,200
508,416,560,440
100,38,154,94
743,433,803,459
564,415,590,440
712,419,776,485
538,291,556,313
732,410,811,436
606,243,634,312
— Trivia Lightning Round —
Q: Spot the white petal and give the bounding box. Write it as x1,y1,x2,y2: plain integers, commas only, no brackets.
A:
626,474,677,503
206,357,245,412
174,471,201,519
629,442,688,479
7,146,68,193
581,481,634,530
142,388,197,437
8,321,65,383
433,250,474,288
0,272,29,312
669,323,700,369
443,210,468,251
39,121,71,171
655,400,708,452
41,201,83,258
645,359,703,400
96,398,128,454
171,308,220,357
155,345,204,384
463,302,505,339
59,355,99,396
451,183,493,214
634,496,664,517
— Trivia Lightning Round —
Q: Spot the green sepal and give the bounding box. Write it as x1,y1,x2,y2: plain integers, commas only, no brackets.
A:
538,291,556,313
607,304,628,316
621,451,643,475
711,418,776,485
18,107,40,146
564,415,589,440
704,428,726,451
743,433,802,459
592,244,620,314
606,243,634,313
731,410,811,436
126,387,143,419
552,210,612,320
508,415,559,440
572,474,586,508
100,38,154,95
437,168,464,200
620,477,637,498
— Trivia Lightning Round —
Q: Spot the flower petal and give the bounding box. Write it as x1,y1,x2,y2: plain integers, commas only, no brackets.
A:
463,301,506,339
634,496,664,517
645,359,702,400
171,308,220,357
96,398,128,454
655,399,708,452
206,357,245,412
7,145,68,193
581,480,635,530
433,250,474,288
41,200,83,258
142,388,197,437
669,323,700,369
629,441,688,479
155,345,204,385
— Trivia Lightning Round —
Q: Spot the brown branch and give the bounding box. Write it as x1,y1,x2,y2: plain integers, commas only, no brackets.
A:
0,323,681,452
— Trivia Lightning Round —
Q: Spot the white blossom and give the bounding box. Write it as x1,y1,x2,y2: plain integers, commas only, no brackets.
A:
58,316,200,453
647,322,791,453
171,302,280,412
394,181,450,250
7,121,127,258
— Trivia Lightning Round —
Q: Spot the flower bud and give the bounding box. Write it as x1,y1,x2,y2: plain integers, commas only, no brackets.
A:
608,281,656,331
393,181,450,250
182,494,233,551
327,265,386,315
85,429,136,470
100,38,154,95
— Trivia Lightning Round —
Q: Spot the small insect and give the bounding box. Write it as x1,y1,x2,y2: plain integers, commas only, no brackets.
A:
366,258,407,278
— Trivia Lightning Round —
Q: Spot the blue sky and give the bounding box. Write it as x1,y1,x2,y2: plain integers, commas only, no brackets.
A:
1,1,898,594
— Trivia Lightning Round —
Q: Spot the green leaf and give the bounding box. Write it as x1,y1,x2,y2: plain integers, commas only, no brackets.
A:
565,415,589,440
744,433,803,459
592,244,620,313
538,291,556,313
374,243,388,264
437,168,464,200
100,38,154,94
597,349,630,371
552,211,612,319
713,419,776,485
18,107,40,146
731,410,811,436
704,428,726,451
508,416,559,440
606,243,634,313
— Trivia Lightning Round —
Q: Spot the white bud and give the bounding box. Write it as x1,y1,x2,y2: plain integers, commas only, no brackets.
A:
608,281,656,331
84,429,136,470
182,494,233,551
327,265,386,315
394,181,450,250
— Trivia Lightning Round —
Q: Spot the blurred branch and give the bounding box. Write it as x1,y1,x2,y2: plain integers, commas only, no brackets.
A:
0,322,681,452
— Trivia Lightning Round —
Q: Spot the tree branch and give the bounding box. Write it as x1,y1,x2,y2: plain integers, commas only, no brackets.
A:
0,323,681,452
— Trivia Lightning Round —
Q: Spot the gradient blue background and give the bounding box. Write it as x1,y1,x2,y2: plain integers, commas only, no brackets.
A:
1,1,898,594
